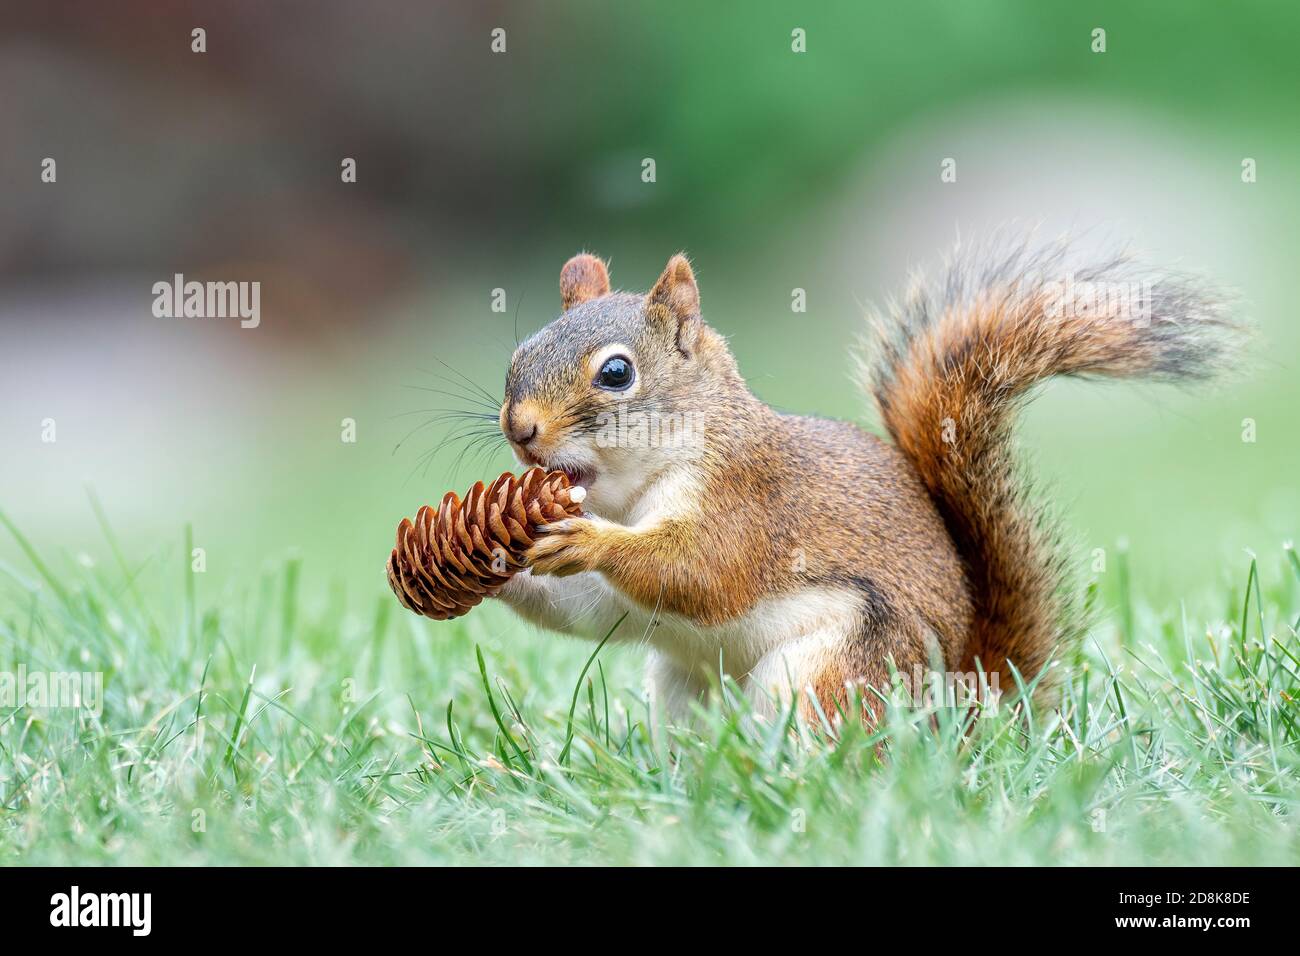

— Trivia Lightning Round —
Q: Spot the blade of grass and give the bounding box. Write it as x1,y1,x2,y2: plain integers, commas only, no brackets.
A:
560,612,626,766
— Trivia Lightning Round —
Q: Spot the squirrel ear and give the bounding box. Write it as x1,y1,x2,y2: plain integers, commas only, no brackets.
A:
646,253,701,354
559,253,610,310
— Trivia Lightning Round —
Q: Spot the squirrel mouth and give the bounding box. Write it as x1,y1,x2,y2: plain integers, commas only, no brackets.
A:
536,460,595,489
558,465,595,489
517,449,595,490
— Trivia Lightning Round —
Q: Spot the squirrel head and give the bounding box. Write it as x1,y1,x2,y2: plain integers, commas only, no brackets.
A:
502,252,742,515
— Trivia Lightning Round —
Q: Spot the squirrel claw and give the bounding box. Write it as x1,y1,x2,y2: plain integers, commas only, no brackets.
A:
527,517,603,577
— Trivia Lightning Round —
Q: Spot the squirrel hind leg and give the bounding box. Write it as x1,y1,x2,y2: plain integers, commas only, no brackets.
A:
644,652,710,729
746,618,941,730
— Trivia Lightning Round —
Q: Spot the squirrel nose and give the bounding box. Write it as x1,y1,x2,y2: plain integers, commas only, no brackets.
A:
504,414,538,447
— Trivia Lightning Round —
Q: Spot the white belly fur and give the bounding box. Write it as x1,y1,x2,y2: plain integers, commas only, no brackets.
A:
603,580,863,683
506,464,863,695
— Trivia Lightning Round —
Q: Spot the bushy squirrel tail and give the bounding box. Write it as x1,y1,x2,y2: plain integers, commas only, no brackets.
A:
861,236,1239,698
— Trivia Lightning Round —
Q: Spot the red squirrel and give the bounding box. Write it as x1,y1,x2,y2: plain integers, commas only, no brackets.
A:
493,241,1235,723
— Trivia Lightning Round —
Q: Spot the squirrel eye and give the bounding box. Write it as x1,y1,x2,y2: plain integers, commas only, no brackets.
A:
595,355,634,390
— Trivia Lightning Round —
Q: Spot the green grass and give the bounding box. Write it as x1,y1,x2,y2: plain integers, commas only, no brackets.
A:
1,511,1297,866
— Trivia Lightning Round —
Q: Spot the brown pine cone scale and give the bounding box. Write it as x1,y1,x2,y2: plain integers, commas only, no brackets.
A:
386,467,586,620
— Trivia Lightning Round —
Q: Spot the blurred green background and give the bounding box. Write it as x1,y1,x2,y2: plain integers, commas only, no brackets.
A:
2,0,1296,625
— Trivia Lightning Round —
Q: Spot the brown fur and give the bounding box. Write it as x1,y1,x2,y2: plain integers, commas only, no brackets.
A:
560,253,611,311
864,237,1237,698
506,240,1236,718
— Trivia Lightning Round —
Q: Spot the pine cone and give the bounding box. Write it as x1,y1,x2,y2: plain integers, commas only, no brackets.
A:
387,467,587,620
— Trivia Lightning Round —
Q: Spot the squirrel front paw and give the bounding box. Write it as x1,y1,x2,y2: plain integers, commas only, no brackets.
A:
527,517,607,577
